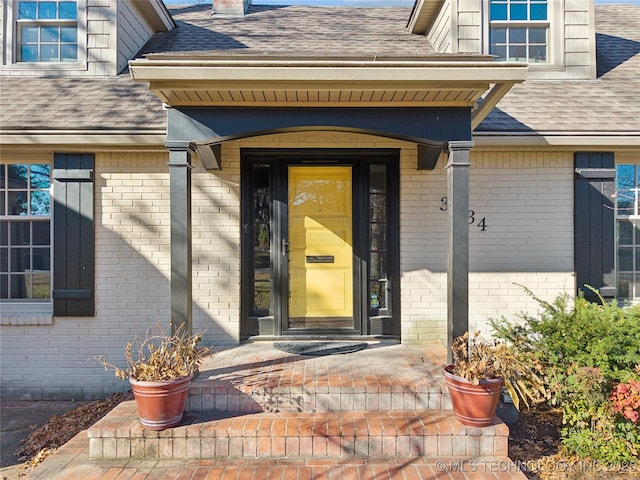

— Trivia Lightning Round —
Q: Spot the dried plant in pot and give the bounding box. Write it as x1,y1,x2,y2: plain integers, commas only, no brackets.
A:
443,331,547,427
97,323,209,431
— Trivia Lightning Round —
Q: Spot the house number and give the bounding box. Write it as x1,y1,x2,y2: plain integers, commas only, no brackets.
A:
440,196,487,232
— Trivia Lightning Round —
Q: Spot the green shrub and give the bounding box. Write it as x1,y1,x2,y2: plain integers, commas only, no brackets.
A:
491,286,640,463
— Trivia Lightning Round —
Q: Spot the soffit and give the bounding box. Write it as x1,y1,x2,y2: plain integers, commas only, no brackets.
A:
129,57,527,109
131,0,175,31
407,0,444,35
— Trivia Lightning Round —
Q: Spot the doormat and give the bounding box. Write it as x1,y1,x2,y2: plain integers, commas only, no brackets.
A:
273,342,367,356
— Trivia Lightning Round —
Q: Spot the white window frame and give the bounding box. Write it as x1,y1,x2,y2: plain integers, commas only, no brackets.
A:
489,23,549,63
483,0,564,71
615,163,640,303
1,155,53,321
2,0,87,71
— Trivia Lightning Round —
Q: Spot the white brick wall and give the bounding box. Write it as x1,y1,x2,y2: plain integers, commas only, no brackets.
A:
1,153,167,398
0,150,242,399
0,141,578,399
400,150,575,345
191,147,242,344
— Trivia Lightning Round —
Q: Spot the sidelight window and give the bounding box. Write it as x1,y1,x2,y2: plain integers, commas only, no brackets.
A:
251,164,272,316
368,164,388,316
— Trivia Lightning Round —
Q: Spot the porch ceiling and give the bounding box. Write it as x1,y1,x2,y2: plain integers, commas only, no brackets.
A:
129,57,528,116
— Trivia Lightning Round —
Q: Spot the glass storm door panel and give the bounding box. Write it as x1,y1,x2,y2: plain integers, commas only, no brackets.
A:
287,166,353,330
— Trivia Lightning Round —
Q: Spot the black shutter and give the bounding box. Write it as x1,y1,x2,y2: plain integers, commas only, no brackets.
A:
52,154,95,316
574,152,616,301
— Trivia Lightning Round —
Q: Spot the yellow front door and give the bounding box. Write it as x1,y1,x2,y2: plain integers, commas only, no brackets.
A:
288,166,353,329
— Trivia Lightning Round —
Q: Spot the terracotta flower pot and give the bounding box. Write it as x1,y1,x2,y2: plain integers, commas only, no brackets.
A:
443,365,503,427
129,374,192,431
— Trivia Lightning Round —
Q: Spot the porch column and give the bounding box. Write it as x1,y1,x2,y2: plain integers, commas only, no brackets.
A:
166,141,196,335
445,141,474,363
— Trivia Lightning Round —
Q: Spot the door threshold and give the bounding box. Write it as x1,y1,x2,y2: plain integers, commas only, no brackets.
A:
245,335,400,343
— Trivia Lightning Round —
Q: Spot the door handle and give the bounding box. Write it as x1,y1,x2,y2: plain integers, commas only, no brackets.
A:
282,239,291,256
377,278,390,311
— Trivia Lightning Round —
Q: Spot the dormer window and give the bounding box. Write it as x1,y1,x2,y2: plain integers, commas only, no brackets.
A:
489,0,548,63
16,1,78,63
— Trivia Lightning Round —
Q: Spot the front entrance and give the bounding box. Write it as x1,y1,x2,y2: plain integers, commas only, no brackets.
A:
241,149,399,338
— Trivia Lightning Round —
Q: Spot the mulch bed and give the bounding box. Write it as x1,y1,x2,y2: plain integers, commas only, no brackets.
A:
509,405,640,480
12,392,131,476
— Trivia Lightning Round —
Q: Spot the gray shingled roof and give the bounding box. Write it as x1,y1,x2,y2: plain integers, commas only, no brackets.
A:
0,75,165,130
142,5,435,57
0,4,637,135
477,4,640,133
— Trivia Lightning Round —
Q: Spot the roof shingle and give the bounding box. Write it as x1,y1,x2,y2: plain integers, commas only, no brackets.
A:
142,5,435,57
1,4,637,135
0,75,165,131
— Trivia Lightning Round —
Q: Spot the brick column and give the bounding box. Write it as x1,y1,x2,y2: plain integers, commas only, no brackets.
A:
445,141,474,363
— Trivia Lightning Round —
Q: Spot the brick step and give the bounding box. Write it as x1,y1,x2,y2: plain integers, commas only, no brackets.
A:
187,379,450,413
187,343,448,413
39,429,529,480
88,400,508,461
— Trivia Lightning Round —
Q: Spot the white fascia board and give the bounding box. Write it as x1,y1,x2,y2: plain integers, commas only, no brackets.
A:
132,0,176,31
129,60,528,84
473,132,640,149
149,0,176,30
0,131,167,151
471,82,519,130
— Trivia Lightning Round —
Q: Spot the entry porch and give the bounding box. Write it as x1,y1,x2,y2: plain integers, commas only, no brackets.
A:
74,342,526,479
